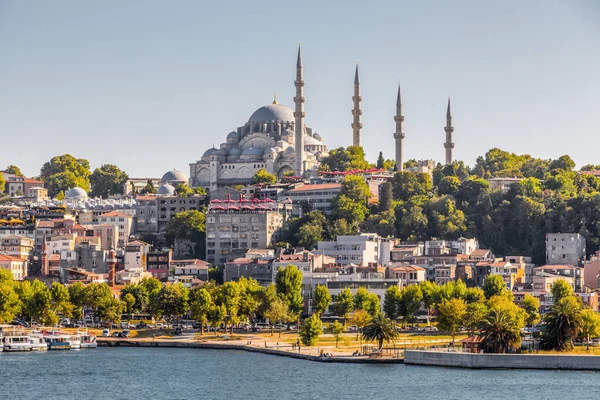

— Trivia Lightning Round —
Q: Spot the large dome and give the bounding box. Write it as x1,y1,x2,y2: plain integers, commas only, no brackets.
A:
161,169,188,184
157,184,175,195
65,187,88,199
248,104,294,123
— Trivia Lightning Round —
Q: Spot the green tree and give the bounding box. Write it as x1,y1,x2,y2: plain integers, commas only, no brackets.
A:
97,298,125,324
320,146,370,172
478,308,522,353
349,309,371,340
376,151,385,169
482,274,508,300
340,175,371,203
165,210,206,258
579,309,600,350
252,168,277,184
353,287,380,316
120,284,149,313
332,194,368,226
68,282,87,321
399,285,423,324
173,183,194,196
383,286,402,322
190,288,213,335
0,282,21,323
40,154,91,197
123,293,136,314
436,298,467,345
313,285,331,316
264,297,290,337
90,164,128,198
140,179,157,195
222,282,241,334
438,176,461,196
549,155,576,171
551,279,573,305
5,165,24,177
0,174,5,194
333,288,354,326
521,294,541,326
275,266,303,323
540,296,582,351
420,281,441,325
379,181,393,212
154,283,190,321
391,171,432,201
208,304,227,336
362,313,399,350
300,314,323,346
327,320,344,348
16,280,52,325
295,222,324,249
465,301,488,335
84,282,114,324
50,282,73,319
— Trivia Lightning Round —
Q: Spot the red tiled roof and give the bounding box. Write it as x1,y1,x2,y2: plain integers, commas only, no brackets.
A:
99,211,131,218
0,254,27,262
470,249,491,257
393,265,426,272
580,170,600,177
535,264,578,270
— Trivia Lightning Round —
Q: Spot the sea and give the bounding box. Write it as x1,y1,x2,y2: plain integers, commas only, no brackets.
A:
1,347,598,400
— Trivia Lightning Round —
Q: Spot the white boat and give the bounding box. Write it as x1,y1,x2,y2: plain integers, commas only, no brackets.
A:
79,332,97,349
43,331,72,350
3,335,33,352
69,334,82,349
29,334,48,351
0,334,3,352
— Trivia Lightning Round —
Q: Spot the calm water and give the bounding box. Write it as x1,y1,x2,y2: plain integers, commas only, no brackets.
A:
1,348,598,400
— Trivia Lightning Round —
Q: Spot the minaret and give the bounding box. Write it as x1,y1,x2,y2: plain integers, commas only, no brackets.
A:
294,44,306,177
444,98,454,165
352,62,363,147
393,83,405,171
107,247,116,286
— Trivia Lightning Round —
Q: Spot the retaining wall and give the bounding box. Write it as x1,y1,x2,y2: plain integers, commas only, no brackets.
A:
404,350,600,370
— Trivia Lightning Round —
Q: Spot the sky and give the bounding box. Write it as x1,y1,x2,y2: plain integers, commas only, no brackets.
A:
0,0,599,178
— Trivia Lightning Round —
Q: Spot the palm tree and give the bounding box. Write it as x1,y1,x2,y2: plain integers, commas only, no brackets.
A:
478,309,521,353
362,313,399,350
540,296,582,351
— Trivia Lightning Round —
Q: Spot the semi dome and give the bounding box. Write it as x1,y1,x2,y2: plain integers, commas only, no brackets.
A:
157,184,175,195
161,169,188,184
65,187,88,199
241,147,265,157
248,104,294,123
227,131,240,142
304,135,322,146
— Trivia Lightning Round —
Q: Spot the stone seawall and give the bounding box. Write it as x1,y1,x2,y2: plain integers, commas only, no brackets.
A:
404,350,600,370
97,338,403,364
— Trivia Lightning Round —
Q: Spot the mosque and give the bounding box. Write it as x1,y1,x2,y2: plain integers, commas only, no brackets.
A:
189,45,456,191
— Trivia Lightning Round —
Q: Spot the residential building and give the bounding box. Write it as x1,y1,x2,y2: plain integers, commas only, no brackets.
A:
97,211,133,247
124,240,151,271
424,238,479,256
487,177,523,193
2,175,44,197
224,257,274,286
546,233,586,266
172,259,210,281
282,183,341,215
505,256,535,284
317,234,384,267
0,236,34,260
205,198,291,265
135,193,207,234
0,254,28,280
389,243,424,263
390,265,426,287
434,264,456,285
583,251,600,289
272,250,336,277
534,264,584,291
147,249,173,280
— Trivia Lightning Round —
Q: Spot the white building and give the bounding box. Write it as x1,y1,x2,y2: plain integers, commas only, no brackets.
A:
124,240,151,271
546,233,586,266
317,234,391,267
97,211,133,247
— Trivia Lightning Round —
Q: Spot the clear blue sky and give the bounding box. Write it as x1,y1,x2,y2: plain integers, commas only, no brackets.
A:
1,0,599,178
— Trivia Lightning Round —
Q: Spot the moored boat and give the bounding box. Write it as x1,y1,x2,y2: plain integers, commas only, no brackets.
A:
79,331,97,349
29,333,48,351
3,334,33,352
44,331,71,351
69,334,82,350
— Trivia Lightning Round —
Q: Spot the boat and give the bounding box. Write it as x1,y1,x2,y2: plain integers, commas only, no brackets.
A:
79,331,97,349
29,333,48,351
44,331,71,351
69,334,82,350
0,334,4,352
3,334,33,352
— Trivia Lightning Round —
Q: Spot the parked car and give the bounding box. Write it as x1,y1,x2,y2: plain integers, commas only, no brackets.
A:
120,329,131,338
174,327,183,336
102,329,111,337
423,326,438,332
136,323,148,329
111,331,121,337
192,322,203,330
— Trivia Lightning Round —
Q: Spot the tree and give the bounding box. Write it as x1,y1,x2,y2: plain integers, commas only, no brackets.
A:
420,281,441,325
353,287,380,316
327,321,344,348
140,179,157,195
579,309,600,350
84,282,114,324
90,164,128,198
165,210,206,258
208,304,227,336
50,282,73,319
478,308,522,353
549,155,576,171
264,297,290,337
275,266,303,323
16,280,52,325
464,301,488,335
383,286,402,322
436,298,467,345
39,154,91,197
0,282,21,323
551,279,573,305
482,274,508,300
438,176,461,196
333,288,354,326
122,293,135,314
521,294,541,326
97,298,125,324
68,282,87,321
399,285,423,324
300,314,323,346
349,309,371,340
379,182,393,212
362,313,399,350
391,171,432,201
540,296,582,351
222,282,241,334
120,284,149,314
190,288,213,335
295,222,324,250
320,146,370,172
340,175,371,203
376,152,385,169
5,165,24,177
332,194,368,226
154,283,190,321
252,168,276,184
313,285,331,316
0,174,4,194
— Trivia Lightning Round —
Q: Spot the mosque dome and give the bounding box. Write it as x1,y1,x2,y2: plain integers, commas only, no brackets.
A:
248,104,294,123
65,187,88,199
284,146,295,155
241,147,265,157
304,135,322,146
157,184,176,195
203,148,220,158
227,131,240,142
161,169,188,184
313,133,322,141
228,147,242,157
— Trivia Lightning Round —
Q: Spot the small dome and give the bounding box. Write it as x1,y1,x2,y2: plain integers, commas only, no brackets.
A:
304,135,322,146
248,104,294,123
161,169,188,184
65,187,88,199
313,133,322,141
284,147,295,155
228,147,242,156
203,148,220,158
157,184,175,195
241,147,265,157
227,131,240,142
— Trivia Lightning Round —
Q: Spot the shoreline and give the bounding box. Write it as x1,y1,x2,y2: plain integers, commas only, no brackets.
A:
97,338,404,364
